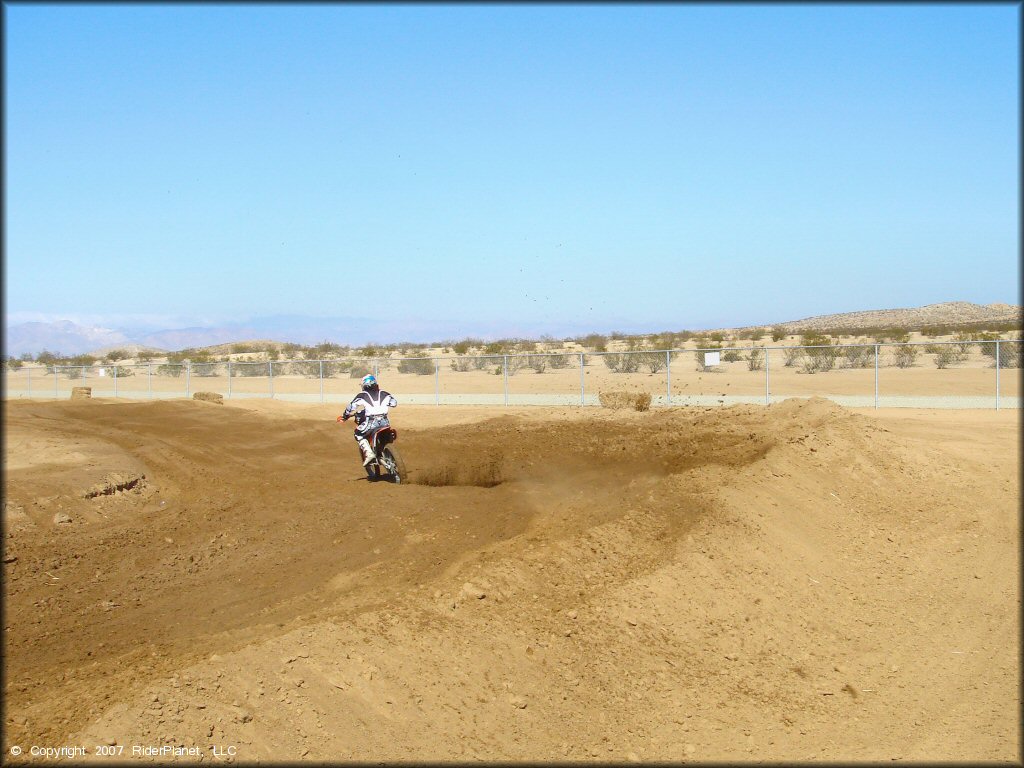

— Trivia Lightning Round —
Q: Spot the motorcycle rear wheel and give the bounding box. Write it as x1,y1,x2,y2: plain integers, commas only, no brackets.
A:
381,446,407,484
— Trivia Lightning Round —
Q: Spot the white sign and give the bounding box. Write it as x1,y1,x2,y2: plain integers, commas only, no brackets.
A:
97,368,107,377
703,351,720,366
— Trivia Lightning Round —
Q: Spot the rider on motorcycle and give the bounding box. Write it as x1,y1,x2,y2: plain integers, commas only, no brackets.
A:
338,374,398,467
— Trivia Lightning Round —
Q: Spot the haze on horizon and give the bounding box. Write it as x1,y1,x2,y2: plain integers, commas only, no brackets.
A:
4,4,1020,343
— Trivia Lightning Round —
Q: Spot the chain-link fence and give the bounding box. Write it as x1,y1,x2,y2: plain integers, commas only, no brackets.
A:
3,340,1020,408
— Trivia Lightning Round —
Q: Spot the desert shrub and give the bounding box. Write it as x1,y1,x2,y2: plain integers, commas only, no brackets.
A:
319,360,352,378
6,357,23,370
633,351,667,373
579,333,608,352
783,346,805,367
602,353,641,373
104,349,129,362
748,328,765,342
978,337,1020,368
472,355,498,371
37,350,60,365
286,361,321,378
771,328,786,342
484,340,514,355
157,364,184,378
450,357,474,372
748,347,764,371
841,345,874,369
349,364,374,379
722,350,743,363
934,347,958,369
796,333,839,373
548,354,571,369
451,338,481,355
108,365,135,377
525,355,548,373
231,343,259,354
995,342,1021,368
397,357,435,375
892,344,918,368
191,362,221,377
952,332,974,356
232,362,268,377
709,332,725,343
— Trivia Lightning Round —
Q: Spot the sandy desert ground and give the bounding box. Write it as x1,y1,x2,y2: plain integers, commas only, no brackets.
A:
1,396,1019,763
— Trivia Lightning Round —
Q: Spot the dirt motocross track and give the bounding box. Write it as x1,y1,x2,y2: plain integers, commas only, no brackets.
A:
2,397,1019,762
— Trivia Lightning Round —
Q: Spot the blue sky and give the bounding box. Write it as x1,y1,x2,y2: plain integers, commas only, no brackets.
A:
4,3,1019,342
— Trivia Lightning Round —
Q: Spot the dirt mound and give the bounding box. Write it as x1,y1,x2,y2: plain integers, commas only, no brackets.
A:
2,399,1018,761
598,390,652,410
192,391,224,404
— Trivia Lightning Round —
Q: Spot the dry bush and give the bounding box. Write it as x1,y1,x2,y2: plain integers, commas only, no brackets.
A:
450,357,474,372
934,347,958,369
397,357,435,375
748,347,764,371
892,345,918,368
840,346,874,369
525,355,548,373
635,351,668,373
548,353,571,369
602,353,641,373
783,346,805,367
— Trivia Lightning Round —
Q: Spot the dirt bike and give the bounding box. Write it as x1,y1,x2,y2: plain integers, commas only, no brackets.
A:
362,425,408,484
339,409,408,483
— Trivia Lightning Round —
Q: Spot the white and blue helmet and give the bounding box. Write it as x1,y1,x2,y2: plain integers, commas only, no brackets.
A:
361,374,377,391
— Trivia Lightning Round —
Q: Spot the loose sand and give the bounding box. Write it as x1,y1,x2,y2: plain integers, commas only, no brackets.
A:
2,397,1019,762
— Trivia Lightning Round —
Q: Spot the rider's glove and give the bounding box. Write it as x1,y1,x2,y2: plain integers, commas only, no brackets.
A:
338,414,349,422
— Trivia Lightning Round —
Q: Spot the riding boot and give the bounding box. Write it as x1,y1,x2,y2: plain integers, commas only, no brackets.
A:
356,436,375,466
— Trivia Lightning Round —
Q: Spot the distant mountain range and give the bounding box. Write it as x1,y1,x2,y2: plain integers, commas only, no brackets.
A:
3,302,1020,358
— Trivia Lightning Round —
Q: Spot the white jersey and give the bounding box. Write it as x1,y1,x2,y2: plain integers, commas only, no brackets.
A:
344,388,397,418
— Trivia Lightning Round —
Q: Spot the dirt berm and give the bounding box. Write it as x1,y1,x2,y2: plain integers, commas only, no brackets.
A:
1,397,1018,761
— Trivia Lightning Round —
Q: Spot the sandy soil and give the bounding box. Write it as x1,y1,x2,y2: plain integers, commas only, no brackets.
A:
1,397,1019,763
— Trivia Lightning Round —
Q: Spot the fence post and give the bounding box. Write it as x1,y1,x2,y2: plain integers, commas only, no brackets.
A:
435,359,440,405
185,361,191,398
55,365,59,399
765,347,770,405
374,360,379,379
874,345,879,409
319,360,324,403
995,340,1000,411
27,367,31,397
579,353,585,406
666,350,672,406
149,363,153,398
503,355,509,406
113,364,118,398
269,361,274,399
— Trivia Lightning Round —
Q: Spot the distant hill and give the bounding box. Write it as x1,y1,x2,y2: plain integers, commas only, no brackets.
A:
734,302,1021,335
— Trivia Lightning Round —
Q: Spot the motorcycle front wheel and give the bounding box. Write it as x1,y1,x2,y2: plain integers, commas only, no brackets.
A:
380,446,408,484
